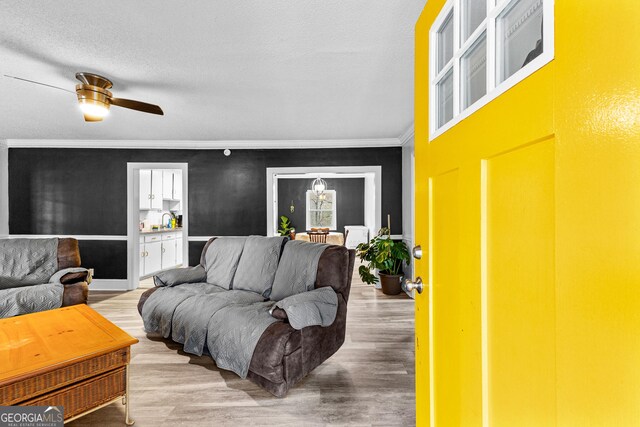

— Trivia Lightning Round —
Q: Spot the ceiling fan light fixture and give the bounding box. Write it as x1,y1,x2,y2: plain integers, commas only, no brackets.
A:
78,98,110,119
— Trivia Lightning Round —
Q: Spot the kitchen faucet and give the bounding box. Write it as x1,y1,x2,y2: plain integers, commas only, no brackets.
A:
161,213,173,229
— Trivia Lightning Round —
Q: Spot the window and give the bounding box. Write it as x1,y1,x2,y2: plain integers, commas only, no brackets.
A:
306,190,337,230
430,0,554,140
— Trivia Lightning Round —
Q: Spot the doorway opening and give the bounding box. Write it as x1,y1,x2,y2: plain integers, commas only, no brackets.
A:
266,166,382,239
127,162,188,290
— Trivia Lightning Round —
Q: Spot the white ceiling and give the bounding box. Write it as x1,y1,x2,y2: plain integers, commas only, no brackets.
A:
0,1,425,143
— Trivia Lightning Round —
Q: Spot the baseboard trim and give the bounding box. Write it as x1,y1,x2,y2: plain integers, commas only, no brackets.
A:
90,279,130,291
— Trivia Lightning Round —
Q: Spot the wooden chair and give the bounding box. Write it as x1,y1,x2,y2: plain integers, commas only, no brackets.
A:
308,231,328,243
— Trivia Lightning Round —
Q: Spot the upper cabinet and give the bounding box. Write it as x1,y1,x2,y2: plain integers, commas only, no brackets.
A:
173,171,182,201
139,169,162,210
139,169,152,210
150,170,163,210
162,170,183,201
140,169,181,210
162,170,174,200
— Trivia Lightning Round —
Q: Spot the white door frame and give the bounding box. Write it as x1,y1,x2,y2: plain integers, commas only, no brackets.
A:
127,162,189,290
266,166,382,238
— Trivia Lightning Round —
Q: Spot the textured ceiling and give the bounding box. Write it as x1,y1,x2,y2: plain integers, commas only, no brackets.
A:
0,1,425,142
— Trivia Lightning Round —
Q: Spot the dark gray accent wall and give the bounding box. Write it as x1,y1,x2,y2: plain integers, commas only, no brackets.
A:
277,178,364,233
189,241,207,267
78,240,128,280
9,147,402,277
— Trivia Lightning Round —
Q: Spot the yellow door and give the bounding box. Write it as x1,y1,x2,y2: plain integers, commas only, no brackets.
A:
414,1,640,425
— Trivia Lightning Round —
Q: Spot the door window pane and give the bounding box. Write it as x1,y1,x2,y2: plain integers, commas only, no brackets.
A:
462,0,487,42
437,70,454,128
437,11,454,73
462,34,487,108
498,0,544,82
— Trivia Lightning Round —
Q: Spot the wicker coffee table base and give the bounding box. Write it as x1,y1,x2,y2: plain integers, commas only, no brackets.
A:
64,365,134,425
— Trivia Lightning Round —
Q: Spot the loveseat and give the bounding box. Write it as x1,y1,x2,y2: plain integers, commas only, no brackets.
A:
0,238,90,318
138,236,355,397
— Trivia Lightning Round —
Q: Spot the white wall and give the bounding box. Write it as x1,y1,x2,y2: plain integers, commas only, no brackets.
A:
0,140,8,236
401,136,415,280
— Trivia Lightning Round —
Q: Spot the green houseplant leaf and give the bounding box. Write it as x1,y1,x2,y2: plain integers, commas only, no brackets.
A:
355,227,411,285
278,215,294,237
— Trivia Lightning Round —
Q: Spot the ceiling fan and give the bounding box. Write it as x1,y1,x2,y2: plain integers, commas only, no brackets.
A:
3,72,164,122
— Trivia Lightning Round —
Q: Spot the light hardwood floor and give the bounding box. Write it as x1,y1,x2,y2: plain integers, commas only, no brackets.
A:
69,267,416,426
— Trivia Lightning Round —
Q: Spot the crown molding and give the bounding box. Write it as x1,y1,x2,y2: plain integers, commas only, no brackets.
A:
399,124,415,146
6,138,403,150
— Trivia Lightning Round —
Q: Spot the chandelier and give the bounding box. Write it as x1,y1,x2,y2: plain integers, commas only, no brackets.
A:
310,177,327,196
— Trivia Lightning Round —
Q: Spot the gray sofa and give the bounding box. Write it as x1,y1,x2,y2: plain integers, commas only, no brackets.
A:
138,236,355,397
0,238,90,318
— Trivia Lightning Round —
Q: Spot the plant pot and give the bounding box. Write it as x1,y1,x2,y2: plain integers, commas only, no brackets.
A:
379,273,403,295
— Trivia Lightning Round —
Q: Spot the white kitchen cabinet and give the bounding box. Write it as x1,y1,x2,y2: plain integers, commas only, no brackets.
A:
140,169,164,210
160,170,182,201
161,239,177,269
144,240,162,275
139,169,152,210
151,170,163,210
173,171,182,201
140,232,185,278
162,170,174,200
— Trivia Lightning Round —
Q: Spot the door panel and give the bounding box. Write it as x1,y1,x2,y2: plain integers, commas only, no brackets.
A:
485,139,556,426
431,170,461,426
416,1,640,425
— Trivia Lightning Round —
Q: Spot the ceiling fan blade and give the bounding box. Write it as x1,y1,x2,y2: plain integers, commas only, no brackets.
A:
3,75,74,94
110,98,164,115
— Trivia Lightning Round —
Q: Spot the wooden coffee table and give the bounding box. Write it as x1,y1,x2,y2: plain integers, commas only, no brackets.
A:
0,304,138,425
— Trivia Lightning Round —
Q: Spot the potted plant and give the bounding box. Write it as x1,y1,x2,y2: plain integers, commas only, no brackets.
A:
356,227,410,295
278,215,296,239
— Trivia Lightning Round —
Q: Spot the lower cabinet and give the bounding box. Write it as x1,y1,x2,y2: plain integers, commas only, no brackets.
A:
161,234,177,269
144,240,163,275
140,233,184,277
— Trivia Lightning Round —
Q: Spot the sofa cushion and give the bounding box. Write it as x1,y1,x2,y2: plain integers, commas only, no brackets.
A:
204,237,247,289
232,236,286,298
0,238,59,289
315,246,351,299
270,240,328,301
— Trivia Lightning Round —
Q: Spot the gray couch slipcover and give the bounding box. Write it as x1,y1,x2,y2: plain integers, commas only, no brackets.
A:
138,236,355,397
0,238,90,318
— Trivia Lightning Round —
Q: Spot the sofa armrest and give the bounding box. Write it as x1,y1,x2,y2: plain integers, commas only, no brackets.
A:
153,265,206,287
249,322,302,385
62,282,89,306
60,271,90,285
138,287,159,315
273,287,338,329
270,307,288,321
